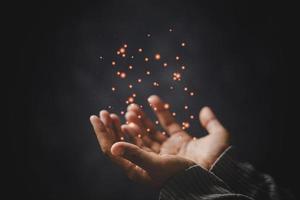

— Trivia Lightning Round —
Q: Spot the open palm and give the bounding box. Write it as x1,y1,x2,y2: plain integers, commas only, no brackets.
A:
123,95,230,170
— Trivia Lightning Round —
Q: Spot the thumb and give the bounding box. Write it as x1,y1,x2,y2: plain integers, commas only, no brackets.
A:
111,142,158,171
199,106,229,137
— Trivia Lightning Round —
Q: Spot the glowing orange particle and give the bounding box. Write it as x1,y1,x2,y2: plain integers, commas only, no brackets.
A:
123,44,128,48
117,51,120,55
172,112,176,116
164,103,170,109
120,137,124,141
181,42,186,47
181,65,186,70
132,93,136,97
117,71,121,75
162,131,166,135
138,48,143,52
184,87,188,91
163,63,168,67
112,61,116,66
128,84,133,89
145,57,149,62
111,87,116,91
146,70,151,75
120,47,125,53
128,97,134,103
184,105,188,110
146,128,151,132
155,120,159,125
190,92,194,96
120,111,125,115
182,122,190,129
137,115,142,119
153,82,159,86
122,54,126,57
190,115,194,119
175,56,180,60
120,72,126,78
137,78,142,83
129,65,133,70
155,54,161,60
173,72,181,81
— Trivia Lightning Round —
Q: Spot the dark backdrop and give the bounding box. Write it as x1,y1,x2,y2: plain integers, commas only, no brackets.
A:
8,0,297,199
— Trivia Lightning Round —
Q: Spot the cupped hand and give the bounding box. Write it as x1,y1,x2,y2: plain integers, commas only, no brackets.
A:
90,110,195,187
123,95,230,170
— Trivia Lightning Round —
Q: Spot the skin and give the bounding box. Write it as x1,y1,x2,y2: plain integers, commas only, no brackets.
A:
90,95,230,187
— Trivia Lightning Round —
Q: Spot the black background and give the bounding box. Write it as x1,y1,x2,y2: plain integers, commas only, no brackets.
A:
8,0,297,199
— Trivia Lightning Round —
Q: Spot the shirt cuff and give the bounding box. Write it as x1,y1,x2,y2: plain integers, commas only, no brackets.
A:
210,146,271,196
159,164,232,200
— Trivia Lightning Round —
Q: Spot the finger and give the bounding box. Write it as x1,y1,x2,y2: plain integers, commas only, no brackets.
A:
90,115,114,155
199,106,229,137
100,110,120,141
147,95,182,135
121,124,144,147
125,108,167,144
127,104,168,143
111,142,158,172
122,123,161,153
110,113,123,140
99,110,112,130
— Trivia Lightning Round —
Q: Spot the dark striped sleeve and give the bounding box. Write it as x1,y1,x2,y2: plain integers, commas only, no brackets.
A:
159,146,295,200
210,146,295,200
159,165,253,200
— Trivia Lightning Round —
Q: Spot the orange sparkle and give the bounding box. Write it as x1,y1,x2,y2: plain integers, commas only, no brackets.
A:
181,42,186,47
175,56,180,60
145,57,149,62
117,71,121,75
120,111,125,115
137,115,142,119
182,122,190,128
128,84,133,89
164,103,170,109
146,70,151,75
117,51,120,55
120,137,125,141
111,87,116,91
162,131,166,135
146,128,151,132
112,61,116,66
190,92,194,96
184,105,188,110
153,82,159,86
163,62,168,67
132,93,137,97
172,72,181,81
120,72,126,78
190,115,194,119
155,120,159,125
154,54,161,60
137,78,142,83
122,54,126,57
128,65,133,70
138,48,143,52
123,44,128,48
184,87,188,91
120,47,125,53
181,65,186,70
128,97,134,103
172,112,176,116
